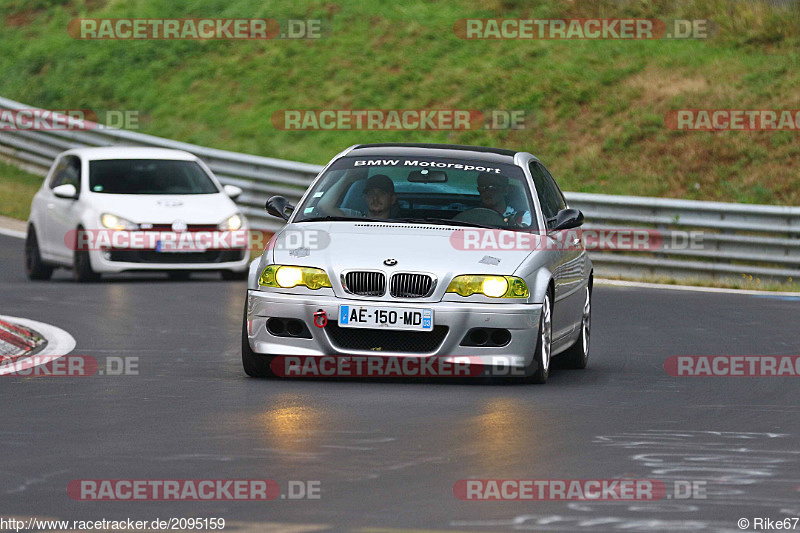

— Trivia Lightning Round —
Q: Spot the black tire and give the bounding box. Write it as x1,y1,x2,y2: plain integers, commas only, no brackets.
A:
527,290,552,384
221,269,248,281
167,271,191,281
72,227,100,283
561,285,591,369
242,302,274,378
24,227,54,281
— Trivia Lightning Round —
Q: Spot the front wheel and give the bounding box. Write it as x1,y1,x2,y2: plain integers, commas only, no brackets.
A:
25,227,54,281
73,228,100,283
528,291,552,384
561,285,591,369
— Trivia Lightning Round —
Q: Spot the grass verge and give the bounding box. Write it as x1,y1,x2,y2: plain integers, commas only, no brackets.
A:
0,159,42,221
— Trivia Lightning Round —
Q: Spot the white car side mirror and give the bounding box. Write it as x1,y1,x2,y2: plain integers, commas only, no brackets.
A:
223,184,243,200
53,184,78,199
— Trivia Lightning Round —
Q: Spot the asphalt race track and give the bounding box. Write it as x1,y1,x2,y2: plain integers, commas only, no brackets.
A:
1,231,799,532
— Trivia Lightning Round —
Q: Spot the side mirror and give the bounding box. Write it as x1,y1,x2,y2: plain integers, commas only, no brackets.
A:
552,208,584,231
53,184,78,199
223,184,243,200
265,195,294,221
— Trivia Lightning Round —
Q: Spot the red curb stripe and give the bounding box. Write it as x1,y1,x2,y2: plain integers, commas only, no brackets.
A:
0,330,35,350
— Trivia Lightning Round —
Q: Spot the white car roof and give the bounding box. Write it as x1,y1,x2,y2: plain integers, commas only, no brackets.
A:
61,146,199,161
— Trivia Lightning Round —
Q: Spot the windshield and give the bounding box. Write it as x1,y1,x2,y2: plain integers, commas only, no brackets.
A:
294,155,537,230
89,159,220,195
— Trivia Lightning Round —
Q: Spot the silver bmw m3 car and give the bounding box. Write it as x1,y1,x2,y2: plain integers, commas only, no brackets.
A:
243,143,592,384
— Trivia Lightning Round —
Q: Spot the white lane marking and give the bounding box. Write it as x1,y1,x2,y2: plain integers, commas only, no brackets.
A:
4,469,70,495
0,227,26,239
0,315,76,375
596,278,800,297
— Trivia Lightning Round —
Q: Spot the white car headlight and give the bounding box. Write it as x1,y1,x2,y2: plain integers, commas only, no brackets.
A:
101,213,139,230
218,214,243,231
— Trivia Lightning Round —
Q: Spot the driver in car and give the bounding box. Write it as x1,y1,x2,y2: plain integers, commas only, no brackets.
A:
477,172,532,227
316,173,398,219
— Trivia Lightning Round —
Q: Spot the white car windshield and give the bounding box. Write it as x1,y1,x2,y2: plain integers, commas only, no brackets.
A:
89,159,219,195
294,156,537,230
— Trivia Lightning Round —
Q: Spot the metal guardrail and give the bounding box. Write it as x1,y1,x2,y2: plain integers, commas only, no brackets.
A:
567,193,800,282
1,95,799,283
0,96,321,231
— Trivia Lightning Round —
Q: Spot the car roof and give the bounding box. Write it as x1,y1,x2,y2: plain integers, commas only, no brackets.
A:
347,143,521,164
60,146,199,161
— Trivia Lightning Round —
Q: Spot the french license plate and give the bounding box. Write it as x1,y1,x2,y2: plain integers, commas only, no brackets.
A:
339,305,433,332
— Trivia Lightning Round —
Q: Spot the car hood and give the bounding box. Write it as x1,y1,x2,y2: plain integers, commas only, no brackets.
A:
86,193,238,224
272,222,537,277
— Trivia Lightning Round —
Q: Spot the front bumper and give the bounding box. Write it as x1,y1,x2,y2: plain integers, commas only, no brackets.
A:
246,289,543,370
89,248,249,273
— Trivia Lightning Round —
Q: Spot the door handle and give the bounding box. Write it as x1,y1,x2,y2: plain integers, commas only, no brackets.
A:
47,203,55,209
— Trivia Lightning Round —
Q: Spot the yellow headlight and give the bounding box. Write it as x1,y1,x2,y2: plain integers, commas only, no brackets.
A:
506,277,530,297
259,265,332,290
481,277,509,298
446,275,529,298
276,266,303,287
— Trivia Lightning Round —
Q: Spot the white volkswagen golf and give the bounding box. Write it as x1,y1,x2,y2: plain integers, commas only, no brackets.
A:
25,146,250,282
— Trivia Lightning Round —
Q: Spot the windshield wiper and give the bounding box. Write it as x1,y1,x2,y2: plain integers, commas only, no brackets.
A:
298,215,389,223
388,217,498,230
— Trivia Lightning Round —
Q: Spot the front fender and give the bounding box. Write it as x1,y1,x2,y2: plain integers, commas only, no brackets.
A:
248,258,263,290
514,249,558,304
528,267,554,304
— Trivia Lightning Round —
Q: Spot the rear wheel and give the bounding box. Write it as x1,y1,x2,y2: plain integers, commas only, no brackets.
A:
24,227,54,281
528,291,552,384
562,285,591,369
72,228,100,283
242,301,274,378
